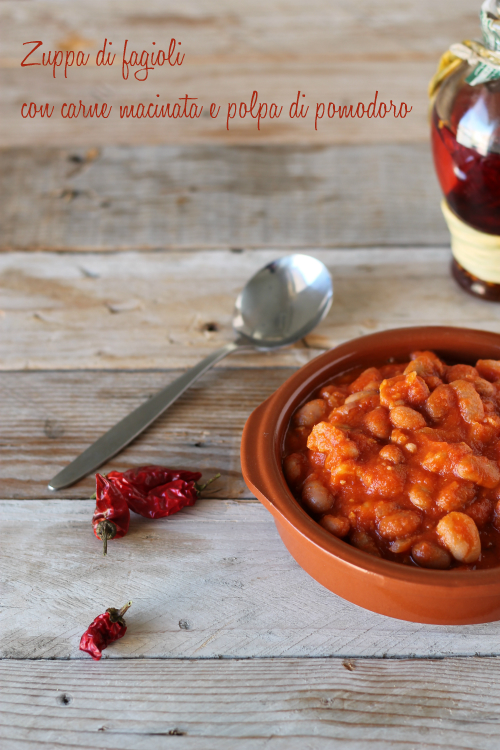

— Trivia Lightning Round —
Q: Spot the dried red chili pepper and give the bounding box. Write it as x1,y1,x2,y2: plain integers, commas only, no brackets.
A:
106,465,220,520
108,465,202,495
79,601,132,661
92,473,130,555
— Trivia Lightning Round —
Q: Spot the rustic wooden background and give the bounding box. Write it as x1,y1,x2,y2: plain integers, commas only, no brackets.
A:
3,1,500,748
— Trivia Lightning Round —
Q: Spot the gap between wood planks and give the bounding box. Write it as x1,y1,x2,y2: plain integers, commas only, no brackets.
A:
2,654,497,662
0,244,451,255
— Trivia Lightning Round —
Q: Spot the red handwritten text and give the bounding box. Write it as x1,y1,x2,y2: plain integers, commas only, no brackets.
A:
21,41,89,78
61,101,112,118
122,39,184,81
314,91,413,130
289,91,309,118
96,39,116,67
226,91,283,131
21,102,54,118
119,95,201,118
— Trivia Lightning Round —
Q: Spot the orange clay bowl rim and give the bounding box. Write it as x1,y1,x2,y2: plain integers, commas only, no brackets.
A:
241,325,500,591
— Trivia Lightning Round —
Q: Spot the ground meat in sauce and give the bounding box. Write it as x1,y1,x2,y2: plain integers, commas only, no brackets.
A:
282,351,500,570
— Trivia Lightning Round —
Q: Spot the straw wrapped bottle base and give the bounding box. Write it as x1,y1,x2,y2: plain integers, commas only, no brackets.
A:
441,199,500,301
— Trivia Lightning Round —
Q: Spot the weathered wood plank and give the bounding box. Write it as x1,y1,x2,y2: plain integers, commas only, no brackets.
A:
4,248,500,373
0,368,292,499
0,145,445,250
2,499,500,659
1,658,500,749
1,0,475,67
0,0,475,146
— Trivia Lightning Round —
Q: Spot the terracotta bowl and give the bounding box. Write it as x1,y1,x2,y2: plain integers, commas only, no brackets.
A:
241,326,500,625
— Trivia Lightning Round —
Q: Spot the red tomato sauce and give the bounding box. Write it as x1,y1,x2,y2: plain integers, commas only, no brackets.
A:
282,351,500,570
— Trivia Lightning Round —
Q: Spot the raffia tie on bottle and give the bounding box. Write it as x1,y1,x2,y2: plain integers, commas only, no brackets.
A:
429,42,500,103
429,0,500,100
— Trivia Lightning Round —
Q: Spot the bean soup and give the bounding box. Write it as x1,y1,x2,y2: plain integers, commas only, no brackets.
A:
283,351,500,570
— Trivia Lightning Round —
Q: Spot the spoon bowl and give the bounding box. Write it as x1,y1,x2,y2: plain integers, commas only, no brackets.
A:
233,254,333,348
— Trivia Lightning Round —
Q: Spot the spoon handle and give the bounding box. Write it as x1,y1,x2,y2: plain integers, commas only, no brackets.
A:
48,340,245,490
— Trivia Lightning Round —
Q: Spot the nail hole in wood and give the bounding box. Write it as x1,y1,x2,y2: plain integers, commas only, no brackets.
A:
202,322,219,332
44,419,65,439
60,188,82,201
57,693,73,705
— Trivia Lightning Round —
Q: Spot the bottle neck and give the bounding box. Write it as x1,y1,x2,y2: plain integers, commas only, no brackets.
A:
481,0,500,51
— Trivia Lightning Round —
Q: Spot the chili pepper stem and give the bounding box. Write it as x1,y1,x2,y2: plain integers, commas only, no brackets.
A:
96,520,117,556
195,473,221,495
118,601,133,617
106,601,133,624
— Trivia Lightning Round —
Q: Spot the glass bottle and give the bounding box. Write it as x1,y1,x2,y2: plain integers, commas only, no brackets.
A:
430,0,500,300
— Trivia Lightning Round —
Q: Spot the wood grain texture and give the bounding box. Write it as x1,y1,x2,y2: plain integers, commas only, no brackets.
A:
0,0,476,146
4,248,500,372
2,500,500,660
0,145,445,251
0,368,292,499
1,658,500,749
1,2,494,731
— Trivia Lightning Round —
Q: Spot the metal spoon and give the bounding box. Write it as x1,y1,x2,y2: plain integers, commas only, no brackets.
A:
48,254,333,490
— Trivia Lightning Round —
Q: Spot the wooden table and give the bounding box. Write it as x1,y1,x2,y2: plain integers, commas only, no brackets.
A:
3,1,500,748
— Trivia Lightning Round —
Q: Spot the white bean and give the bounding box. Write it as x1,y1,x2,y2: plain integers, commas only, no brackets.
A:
436,512,481,563
449,380,485,424
302,477,334,514
411,541,452,569
293,399,327,428
283,453,307,486
320,514,350,538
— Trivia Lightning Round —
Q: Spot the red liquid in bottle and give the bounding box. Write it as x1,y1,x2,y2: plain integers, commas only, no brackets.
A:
431,105,500,235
